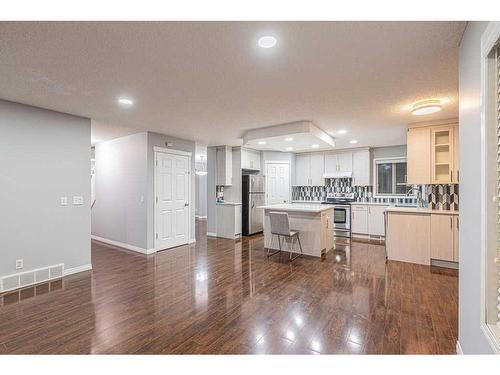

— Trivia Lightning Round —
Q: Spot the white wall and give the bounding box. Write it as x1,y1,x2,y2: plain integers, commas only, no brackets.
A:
206,146,217,234
458,21,494,354
0,99,91,277
92,132,149,249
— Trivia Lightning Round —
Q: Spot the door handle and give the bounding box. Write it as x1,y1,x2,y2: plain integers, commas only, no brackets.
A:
185,202,189,207
251,201,255,208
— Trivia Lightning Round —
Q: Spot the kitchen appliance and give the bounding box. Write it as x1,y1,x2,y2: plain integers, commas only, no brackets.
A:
322,192,355,238
242,175,265,236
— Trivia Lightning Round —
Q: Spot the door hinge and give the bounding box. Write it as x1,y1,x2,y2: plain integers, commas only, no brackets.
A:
156,159,158,167
156,233,158,240
156,196,158,203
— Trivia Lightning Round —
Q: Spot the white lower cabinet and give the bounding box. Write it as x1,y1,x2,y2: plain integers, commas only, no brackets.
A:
351,204,388,237
351,205,368,234
216,203,242,239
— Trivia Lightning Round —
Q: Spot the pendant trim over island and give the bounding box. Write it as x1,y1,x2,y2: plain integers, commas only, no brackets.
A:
258,203,336,258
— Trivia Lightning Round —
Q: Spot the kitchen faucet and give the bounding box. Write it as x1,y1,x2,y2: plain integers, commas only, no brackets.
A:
406,186,424,207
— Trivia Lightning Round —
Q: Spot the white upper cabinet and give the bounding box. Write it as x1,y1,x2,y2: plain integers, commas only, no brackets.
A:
324,152,353,177
216,146,233,186
241,148,261,171
294,153,325,186
352,149,370,186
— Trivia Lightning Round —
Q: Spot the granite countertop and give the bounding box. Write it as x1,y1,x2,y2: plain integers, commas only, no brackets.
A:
258,203,336,213
216,202,242,206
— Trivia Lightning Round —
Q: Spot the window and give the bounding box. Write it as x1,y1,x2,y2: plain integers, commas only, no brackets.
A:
482,29,500,352
373,157,408,196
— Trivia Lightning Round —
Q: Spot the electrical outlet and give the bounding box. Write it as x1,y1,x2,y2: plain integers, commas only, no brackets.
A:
73,196,83,205
15,259,23,270
60,196,68,206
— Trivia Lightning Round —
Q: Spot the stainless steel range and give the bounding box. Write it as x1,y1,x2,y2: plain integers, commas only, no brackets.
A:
322,192,355,238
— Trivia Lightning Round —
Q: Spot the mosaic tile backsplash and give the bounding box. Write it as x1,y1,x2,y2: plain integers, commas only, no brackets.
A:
292,178,459,211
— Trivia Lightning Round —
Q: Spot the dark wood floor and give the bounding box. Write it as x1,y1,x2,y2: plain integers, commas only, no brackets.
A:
0,220,458,354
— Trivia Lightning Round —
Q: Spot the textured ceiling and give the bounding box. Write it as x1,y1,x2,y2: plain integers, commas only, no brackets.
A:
0,21,466,148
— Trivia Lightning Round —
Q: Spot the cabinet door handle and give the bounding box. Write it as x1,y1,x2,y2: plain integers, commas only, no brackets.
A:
450,216,452,230
450,170,453,182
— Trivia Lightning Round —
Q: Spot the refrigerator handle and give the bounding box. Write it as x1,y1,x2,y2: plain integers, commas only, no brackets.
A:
252,200,255,208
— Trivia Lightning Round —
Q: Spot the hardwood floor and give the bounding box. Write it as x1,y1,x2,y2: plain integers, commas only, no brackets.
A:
0,220,458,354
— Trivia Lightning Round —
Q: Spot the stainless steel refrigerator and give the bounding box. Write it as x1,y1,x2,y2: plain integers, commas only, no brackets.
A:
242,175,265,236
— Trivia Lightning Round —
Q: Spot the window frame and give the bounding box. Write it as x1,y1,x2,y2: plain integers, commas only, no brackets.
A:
479,22,500,353
372,157,412,198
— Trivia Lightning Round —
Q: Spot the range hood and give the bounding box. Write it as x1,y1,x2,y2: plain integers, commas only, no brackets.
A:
322,171,353,179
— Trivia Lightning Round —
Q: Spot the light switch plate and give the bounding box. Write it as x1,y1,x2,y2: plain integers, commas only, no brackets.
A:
60,197,68,206
15,259,23,270
73,196,84,205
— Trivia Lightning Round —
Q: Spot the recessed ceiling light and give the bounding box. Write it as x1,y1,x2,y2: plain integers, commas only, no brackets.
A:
258,36,277,49
285,137,293,142
311,144,320,149
285,147,293,151
349,140,358,144
258,141,267,145
411,99,442,116
337,129,347,135
118,97,134,106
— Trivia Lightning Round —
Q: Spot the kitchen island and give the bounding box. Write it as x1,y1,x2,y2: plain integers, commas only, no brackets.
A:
259,203,335,258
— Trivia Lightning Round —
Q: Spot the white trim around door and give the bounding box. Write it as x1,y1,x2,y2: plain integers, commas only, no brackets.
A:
154,148,193,252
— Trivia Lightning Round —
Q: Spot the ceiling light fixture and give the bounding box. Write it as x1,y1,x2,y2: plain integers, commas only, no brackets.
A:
349,140,358,144
258,36,277,49
118,97,134,106
311,144,320,149
411,99,442,116
258,141,267,145
285,147,293,151
337,129,347,135
285,137,293,142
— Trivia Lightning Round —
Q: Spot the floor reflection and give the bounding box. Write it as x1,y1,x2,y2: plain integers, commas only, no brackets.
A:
0,220,458,354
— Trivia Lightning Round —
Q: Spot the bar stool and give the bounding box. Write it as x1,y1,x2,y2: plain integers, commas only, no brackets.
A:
268,211,303,262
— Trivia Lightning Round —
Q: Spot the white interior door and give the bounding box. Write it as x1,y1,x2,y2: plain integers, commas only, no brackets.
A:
266,163,290,204
156,151,190,250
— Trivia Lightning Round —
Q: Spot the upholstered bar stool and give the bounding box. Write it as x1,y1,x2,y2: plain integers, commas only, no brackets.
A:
268,211,303,262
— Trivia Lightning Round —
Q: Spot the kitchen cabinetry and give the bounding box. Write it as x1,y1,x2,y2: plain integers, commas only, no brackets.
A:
430,213,459,262
430,214,454,261
294,153,325,186
324,152,352,176
407,126,431,184
241,148,261,171
453,215,459,262
386,212,431,265
216,203,242,239
406,119,458,185
352,149,370,186
216,146,233,186
351,203,388,237
351,205,368,234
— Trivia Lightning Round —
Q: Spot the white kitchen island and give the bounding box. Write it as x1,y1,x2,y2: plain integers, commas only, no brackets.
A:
259,203,335,258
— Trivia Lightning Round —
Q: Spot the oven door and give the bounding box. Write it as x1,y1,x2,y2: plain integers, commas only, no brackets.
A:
333,205,350,230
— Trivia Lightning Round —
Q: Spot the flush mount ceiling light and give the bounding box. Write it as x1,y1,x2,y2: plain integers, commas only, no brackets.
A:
258,141,267,145
118,97,134,106
411,99,442,116
349,140,358,144
285,147,293,151
258,36,277,48
337,129,347,135
285,137,293,142
311,144,320,149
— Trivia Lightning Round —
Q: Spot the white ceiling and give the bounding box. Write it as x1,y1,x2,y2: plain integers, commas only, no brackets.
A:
0,22,466,149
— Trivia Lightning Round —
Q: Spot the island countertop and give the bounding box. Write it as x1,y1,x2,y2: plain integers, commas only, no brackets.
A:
258,203,336,213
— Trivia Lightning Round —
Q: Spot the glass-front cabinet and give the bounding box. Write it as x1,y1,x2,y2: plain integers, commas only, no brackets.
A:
431,125,456,184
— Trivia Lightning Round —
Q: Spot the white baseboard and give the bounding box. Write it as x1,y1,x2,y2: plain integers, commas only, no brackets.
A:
91,235,156,255
206,232,217,237
195,215,207,220
456,340,463,354
189,238,196,244
63,264,92,276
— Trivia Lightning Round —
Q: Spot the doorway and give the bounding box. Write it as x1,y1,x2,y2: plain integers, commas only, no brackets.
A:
154,149,191,250
265,162,290,205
